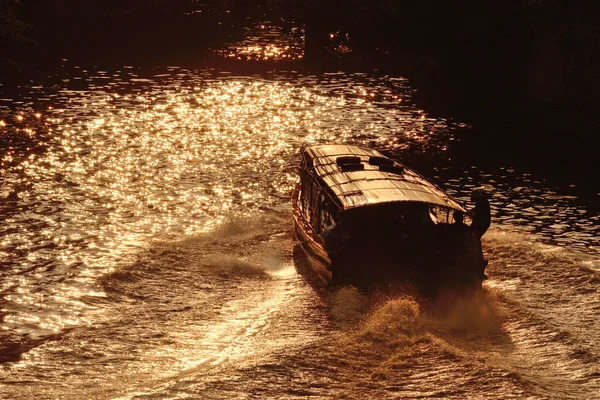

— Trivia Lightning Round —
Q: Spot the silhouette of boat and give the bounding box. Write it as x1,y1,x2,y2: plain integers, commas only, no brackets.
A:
291,144,487,290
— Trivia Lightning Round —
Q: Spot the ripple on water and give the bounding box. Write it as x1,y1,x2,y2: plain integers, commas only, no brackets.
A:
0,64,598,399
1,68,463,349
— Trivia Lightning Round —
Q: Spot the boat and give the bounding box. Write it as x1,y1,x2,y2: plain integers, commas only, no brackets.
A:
291,144,487,291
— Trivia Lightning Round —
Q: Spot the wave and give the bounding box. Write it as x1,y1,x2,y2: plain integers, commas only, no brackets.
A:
203,254,269,277
99,212,290,297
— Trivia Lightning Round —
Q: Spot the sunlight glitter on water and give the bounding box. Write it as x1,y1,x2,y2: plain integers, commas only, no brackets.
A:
1,67,598,348
214,24,304,61
0,69,430,349
0,57,598,398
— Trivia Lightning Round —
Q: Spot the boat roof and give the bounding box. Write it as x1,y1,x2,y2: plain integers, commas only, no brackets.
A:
303,144,465,212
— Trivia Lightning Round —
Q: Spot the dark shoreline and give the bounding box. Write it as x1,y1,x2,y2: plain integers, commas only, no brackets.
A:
1,6,598,202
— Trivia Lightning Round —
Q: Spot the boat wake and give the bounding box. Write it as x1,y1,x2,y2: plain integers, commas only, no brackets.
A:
1,220,599,399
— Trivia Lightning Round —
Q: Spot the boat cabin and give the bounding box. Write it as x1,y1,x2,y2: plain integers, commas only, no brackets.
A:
292,144,485,288
297,145,467,242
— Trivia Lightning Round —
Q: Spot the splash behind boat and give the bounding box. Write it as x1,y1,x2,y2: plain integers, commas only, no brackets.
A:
291,144,487,291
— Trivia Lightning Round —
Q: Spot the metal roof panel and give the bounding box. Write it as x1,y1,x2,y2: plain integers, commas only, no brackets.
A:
304,145,464,211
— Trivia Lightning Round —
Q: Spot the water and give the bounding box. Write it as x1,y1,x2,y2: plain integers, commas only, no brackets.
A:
1,23,599,399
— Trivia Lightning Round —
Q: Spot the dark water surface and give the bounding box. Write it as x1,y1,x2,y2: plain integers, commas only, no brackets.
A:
0,24,599,399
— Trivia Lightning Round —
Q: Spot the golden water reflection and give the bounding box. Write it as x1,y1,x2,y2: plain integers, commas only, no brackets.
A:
215,24,304,61
0,65,597,382
1,69,437,346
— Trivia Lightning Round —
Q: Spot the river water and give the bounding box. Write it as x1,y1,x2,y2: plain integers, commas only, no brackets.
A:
0,23,599,399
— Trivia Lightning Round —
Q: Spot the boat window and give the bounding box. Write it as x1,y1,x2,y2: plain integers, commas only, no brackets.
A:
452,209,472,226
299,170,312,219
320,199,338,232
310,181,321,232
344,202,439,235
430,206,458,224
